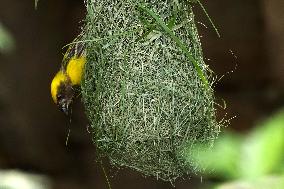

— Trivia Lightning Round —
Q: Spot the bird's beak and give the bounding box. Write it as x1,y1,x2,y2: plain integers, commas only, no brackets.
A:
58,103,69,115
62,105,69,115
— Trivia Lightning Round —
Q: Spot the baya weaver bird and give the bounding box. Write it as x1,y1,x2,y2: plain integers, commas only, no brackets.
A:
51,41,86,115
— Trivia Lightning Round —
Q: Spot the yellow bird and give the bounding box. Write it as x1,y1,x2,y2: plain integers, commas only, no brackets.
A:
51,42,86,114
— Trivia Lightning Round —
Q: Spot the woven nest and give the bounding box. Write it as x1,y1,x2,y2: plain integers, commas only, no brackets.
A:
81,0,221,181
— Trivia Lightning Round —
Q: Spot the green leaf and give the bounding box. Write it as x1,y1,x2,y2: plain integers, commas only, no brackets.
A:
239,109,284,178
215,175,284,189
0,23,15,53
187,133,242,179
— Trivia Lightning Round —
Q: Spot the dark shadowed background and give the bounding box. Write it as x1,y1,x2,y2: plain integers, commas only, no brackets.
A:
0,0,284,188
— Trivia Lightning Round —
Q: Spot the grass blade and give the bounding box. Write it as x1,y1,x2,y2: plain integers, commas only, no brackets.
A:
137,4,209,89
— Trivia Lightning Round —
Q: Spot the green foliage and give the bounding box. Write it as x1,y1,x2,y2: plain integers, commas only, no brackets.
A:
240,109,284,178
0,23,15,53
186,109,284,187
216,175,284,189
81,0,222,181
187,133,242,179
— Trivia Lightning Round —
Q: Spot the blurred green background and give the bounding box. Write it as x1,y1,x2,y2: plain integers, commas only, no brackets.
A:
0,0,284,188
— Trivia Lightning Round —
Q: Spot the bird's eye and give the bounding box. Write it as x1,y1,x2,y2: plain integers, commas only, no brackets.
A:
57,94,63,101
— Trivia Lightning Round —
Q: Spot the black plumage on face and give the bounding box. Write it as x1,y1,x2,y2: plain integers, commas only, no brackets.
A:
56,80,74,115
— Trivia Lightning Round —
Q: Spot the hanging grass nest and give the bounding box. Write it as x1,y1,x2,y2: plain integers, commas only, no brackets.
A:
81,0,222,181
